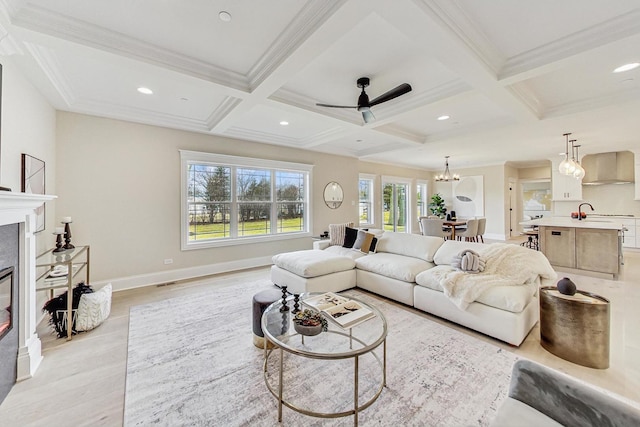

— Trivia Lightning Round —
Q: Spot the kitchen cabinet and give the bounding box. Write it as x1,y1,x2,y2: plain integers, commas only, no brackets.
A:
550,159,583,201
634,150,640,200
537,221,622,278
539,226,575,268
621,218,636,248
575,228,619,275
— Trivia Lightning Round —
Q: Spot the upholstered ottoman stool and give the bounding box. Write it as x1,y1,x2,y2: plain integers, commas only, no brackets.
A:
271,249,357,294
252,289,281,349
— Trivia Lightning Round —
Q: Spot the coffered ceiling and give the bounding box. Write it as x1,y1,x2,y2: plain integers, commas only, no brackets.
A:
2,0,640,171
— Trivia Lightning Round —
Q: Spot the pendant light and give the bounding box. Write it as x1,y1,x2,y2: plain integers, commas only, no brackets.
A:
558,133,576,175
435,156,460,182
572,142,586,180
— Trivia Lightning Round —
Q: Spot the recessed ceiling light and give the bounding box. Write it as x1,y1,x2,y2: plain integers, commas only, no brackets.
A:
356,139,363,143
613,63,639,73
137,87,153,95
219,11,232,22
437,115,450,121
279,121,289,126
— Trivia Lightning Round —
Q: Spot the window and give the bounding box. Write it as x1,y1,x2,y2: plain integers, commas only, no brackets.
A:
416,181,428,219
181,150,312,249
359,174,375,226
382,176,411,233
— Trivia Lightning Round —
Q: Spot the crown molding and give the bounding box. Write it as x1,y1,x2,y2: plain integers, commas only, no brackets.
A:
247,0,347,90
412,0,505,75
299,127,351,148
506,83,542,118
499,9,640,81
23,42,75,105
542,87,640,119
71,98,216,133
12,4,249,91
224,126,302,147
204,97,243,131
373,124,425,145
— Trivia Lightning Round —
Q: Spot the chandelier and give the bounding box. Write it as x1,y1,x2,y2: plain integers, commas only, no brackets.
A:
435,156,459,182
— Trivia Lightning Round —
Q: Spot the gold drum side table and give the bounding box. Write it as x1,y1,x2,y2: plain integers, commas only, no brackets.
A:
539,286,610,369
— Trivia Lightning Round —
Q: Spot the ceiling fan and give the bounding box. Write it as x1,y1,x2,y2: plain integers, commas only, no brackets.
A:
316,77,412,123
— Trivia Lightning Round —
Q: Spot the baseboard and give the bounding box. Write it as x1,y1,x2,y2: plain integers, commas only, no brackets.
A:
92,256,273,292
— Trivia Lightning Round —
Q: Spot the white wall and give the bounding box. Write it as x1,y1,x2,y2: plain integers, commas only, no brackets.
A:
554,184,640,217
0,57,57,241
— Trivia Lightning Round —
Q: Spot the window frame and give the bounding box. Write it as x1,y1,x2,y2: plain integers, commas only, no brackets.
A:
358,174,375,227
180,150,313,250
381,175,412,233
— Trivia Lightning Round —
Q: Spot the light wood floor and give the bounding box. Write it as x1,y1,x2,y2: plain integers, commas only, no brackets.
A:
1,244,639,426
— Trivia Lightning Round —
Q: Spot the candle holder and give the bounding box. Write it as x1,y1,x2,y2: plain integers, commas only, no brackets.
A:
279,285,289,312
52,231,66,253
62,220,75,250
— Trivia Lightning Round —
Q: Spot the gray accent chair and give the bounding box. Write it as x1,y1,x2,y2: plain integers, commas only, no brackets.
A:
419,217,451,240
492,359,640,426
455,218,479,242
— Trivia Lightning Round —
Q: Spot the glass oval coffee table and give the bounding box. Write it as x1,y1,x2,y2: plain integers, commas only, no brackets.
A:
261,293,387,426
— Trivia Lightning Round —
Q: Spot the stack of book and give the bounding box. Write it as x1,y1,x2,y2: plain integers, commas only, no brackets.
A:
302,292,375,329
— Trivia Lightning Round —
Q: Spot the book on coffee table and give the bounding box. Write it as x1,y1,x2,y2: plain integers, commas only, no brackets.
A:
302,292,375,329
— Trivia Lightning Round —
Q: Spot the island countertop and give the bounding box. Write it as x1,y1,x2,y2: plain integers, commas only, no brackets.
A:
521,217,624,230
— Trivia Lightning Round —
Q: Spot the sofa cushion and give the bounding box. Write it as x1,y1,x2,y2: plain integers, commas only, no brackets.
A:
329,222,354,246
376,232,444,262
272,250,355,278
415,265,536,313
324,245,368,260
356,252,434,283
433,240,488,265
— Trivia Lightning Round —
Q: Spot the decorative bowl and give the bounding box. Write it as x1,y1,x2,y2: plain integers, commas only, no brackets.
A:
294,322,323,336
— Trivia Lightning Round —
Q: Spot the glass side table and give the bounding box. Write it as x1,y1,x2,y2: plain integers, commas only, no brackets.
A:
261,293,387,426
36,245,90,340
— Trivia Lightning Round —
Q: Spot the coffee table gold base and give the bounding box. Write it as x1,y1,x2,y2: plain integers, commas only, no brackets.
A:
263,330,386,426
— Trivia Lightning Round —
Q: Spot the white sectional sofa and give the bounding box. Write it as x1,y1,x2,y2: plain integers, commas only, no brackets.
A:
270,230,557,346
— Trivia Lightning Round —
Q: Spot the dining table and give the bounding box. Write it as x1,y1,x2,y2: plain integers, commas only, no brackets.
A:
443,220,467,240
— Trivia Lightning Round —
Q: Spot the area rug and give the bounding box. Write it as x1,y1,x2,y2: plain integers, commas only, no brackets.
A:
124,280,518,426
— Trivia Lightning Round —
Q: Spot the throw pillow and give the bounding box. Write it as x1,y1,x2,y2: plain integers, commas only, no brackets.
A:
369,237,379,253
353,230,375,254
343,227,359,248
329,222,354,246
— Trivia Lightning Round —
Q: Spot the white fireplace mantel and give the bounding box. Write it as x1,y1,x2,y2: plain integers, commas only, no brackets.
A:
0,191,57,380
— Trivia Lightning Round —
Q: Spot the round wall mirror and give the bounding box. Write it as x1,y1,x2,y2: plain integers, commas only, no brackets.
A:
323,181,344,209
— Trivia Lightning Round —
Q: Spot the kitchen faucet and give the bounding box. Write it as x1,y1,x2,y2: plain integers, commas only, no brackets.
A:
578,202,594,220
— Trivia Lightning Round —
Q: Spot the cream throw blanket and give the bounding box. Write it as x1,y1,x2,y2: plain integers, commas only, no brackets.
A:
426,243,557,310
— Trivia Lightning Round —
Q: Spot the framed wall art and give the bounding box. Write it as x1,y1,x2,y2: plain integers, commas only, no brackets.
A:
21,154,46,232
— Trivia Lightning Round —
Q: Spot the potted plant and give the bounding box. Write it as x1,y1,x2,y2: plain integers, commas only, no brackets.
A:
293,309,328,336
428,193,447,218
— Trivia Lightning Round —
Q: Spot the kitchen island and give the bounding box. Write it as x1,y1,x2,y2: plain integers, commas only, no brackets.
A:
521,217,624,279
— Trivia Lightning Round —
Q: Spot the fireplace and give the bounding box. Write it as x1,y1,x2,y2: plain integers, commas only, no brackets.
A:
0,224,18,405
0,267,13,339
0,192,55,404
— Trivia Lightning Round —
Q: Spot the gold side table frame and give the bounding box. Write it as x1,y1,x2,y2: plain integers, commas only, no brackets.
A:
539,286,610,369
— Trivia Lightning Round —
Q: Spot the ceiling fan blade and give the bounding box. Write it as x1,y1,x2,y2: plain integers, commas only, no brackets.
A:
362,109,375,123
316,103,357,109
369,83,412,107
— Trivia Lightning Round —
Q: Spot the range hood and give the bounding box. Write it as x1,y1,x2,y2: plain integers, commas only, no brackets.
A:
581,151,635,185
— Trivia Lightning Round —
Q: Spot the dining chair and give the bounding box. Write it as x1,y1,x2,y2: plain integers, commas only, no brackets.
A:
476,217,486,243
420,218,452,240
456,218,479,242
